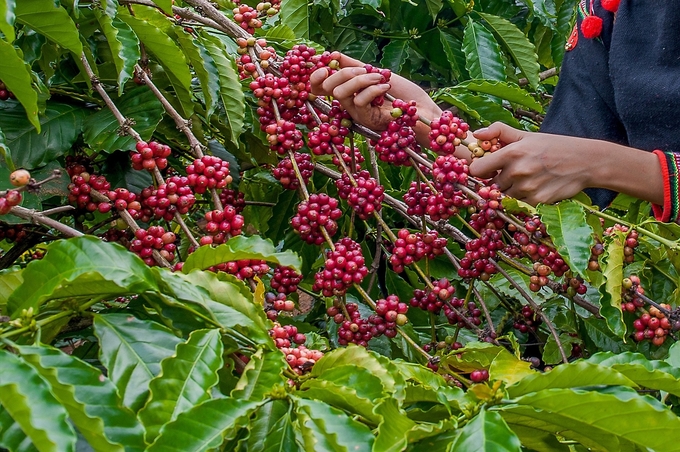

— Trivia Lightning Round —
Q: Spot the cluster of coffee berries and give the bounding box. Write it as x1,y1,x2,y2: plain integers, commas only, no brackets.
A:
131,141,171,171
281,345,324,375
0,190,22,215
632,304,673,347
431,155,471,203
219,189,246,213
564,276,588,297
371,99,420,166
313,238,368,297
199,207,245,245
0,81,14,101
139,178,196,222
588,240,605,271
10,169,31,187
410,278,456,314
291,194,342,245
104,188,140,216
468,137,502,159
363,64,391,107
606,224,638,264
264,119,305,155
328,303,372,347
101,226,132,244
186,156,232,194
272,153,314,190
367,295,409,338
428,111,470,155
468,184,504,232
68,172,111,212
389,229,448,273
458,229,504,281
308,120,350,156
403,181,458,221
270,323,306,349
335,171,384,220
513,305,542,334
129,227,176,265
443,298,483,328
232,3,263,33
270,266,302,294
0,224,27,242
469,369,490,383
211,259,269,279
264,292,295,320
236,37,271,77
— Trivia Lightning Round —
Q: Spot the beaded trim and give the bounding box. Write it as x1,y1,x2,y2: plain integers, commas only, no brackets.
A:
652,150,680,223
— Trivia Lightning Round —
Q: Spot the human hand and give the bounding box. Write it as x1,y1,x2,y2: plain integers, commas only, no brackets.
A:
469,122,595,205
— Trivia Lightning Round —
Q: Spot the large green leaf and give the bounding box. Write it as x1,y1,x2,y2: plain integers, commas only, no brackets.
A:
439,29,469,81
599,234,626,337
0,0,15,42
182,235,302,273
292,396,374,452
280,0,309,39
0,266,23,311
450,408,522,451
245,400,299,452
0,405,38,452
95,13,140,95
506,361,636,398
139,328,224,442
176,33,219,118
505,388,680,451
462,20,506,82
424,0,443,21
83,85,164,153
94,313,182,412
231,347,287,401
537,200,594,278
118,13,194,118
503,422,570,452
589,351,680,397
0,351,76,452
373,398,416,452
200,34,245,148
147,398,263,451
311,346,396,395
15,0,82,54
7,236,156,317
477,12,540,88
17,345,146,452
380,39,409,74
439,91,520,127
0,101,86,169
452,79,544,111
0,40,39,131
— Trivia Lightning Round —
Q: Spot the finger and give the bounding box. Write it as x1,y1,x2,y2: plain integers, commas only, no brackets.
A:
473,122,526,143
330,72,384,101
309,67,330,95
352,83,391,107
468,150,507,179
313,67,366,97
338,54,363,68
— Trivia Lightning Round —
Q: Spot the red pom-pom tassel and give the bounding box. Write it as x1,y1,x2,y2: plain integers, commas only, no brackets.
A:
581,15,603,39
601,0,621,13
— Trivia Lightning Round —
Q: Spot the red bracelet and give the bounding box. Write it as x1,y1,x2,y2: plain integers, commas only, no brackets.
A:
652,150,680,223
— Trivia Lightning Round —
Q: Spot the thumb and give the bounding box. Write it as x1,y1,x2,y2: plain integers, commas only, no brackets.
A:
474,122,526,144
309,67,330,95
468,149,505,179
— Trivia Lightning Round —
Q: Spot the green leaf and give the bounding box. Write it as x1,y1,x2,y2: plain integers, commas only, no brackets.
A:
0,101,86,170
201,35,245,148
17,345,146,452
0,266,23,311
139,328,224,442
380,40,409,74
7,236,156,317
599,234,626,338
0,351,76,452
245,400,300,452
462,20,506,82
94,313,182,412
176,33,219,118
583,317,633,354
589,351,680,397
488,347,534,385
424,0,443,21
83,86,163,152
373,397,416,452
477,12,540,88
438,91,520,127
506,360,637,398
147,398,263,451
450,407,522,451
0,404,38,452
504,422,571,452
280,0,309,39
231,347,287,401
453,79,544,111
343,39,379,63
118,13,194,118
183,235,302,273
506,388,680,451
95,13,141,96
311,346,396,395
0,0,16,42
439,29,469,80
537,200,594,278
292,396,374,452
152,0,173,15
0,40,39,131
15,0,82,54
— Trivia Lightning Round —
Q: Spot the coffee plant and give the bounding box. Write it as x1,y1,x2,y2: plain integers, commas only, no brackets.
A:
2,0,680,451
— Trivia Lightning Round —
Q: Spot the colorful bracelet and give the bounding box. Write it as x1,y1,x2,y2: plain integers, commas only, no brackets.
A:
652,150,680,223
